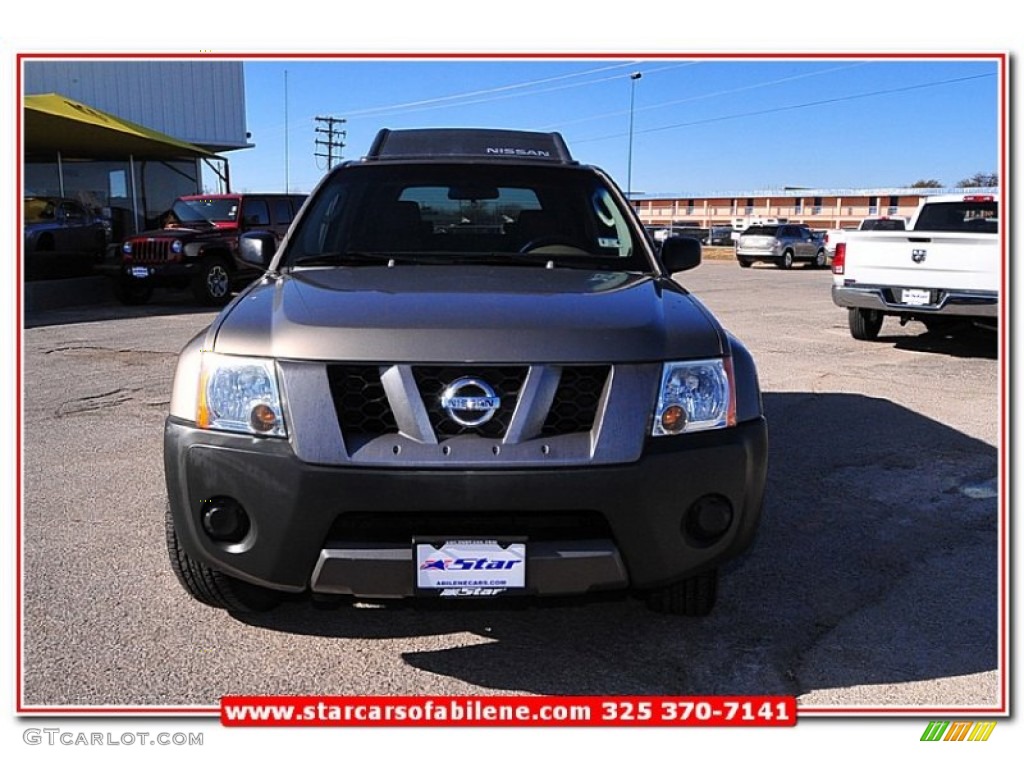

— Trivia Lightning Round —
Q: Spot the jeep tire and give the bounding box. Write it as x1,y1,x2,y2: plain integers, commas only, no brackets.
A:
192,256,233,306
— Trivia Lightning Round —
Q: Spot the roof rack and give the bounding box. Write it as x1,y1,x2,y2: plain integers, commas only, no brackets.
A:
366,128,575,164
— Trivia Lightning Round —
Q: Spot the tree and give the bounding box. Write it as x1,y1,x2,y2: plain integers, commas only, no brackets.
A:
910,179,943,188
957,172,998,188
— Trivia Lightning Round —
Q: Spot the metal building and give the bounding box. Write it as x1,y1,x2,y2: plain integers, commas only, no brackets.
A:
24,61,250,153
23,60,250,241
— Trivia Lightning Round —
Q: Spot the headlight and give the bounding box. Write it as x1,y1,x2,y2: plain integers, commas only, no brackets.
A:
197,354,287,437
122,241,133,255
652,359,736,436
171,239,183,254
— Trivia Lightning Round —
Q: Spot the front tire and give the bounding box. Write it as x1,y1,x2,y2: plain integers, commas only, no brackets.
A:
849,308,883,340
192,256,233,306
165,503,280,613
644,570,718,616
811,248,826,269
738,259,752,268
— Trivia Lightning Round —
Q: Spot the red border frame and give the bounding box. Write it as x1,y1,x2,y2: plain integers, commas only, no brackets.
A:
15,51,1009,717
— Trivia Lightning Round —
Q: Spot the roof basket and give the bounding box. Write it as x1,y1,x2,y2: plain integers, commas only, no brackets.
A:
366,128,575,164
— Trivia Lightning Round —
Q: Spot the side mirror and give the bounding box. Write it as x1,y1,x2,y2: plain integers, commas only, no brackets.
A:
660,236,701,273
239,231,277,269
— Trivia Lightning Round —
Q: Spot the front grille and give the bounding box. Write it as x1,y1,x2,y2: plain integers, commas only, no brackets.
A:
128,239,174,264
326,363,609,445
542,366,609,436
327,510,614,543
327,365,398,437
413,366,526,439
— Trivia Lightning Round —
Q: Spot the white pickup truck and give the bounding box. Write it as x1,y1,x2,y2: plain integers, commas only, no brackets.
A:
823,216,907,263
831,194,999,340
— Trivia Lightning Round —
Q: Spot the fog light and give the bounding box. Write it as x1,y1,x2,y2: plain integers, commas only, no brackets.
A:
684,495,733,545
201,498,250,543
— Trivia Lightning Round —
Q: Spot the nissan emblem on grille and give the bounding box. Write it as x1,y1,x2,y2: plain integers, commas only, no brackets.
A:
440,377,501,427
912,249,927,263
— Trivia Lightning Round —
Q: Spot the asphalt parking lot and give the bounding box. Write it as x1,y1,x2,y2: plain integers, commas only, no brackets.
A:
20,261,1000,710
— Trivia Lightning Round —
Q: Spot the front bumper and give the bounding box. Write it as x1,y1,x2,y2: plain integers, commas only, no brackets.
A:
165,417,768,598
120,261,201,284
832,284,998,317
736,247,782,260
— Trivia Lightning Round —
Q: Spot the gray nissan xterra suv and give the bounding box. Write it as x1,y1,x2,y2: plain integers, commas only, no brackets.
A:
164,128,768,616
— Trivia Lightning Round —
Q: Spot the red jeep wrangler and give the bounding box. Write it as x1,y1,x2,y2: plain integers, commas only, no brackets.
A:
117,193,306,305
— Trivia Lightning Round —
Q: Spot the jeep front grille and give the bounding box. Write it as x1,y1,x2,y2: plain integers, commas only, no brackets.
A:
128,239,173,264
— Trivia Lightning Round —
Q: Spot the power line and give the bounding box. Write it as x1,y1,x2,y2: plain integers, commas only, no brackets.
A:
339,61,646,118
538,62,868,130
574,72,996,144
260,61,690,134
344,62,699,123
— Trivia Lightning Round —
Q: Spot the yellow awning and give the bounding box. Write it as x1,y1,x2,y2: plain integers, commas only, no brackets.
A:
24,92,215,159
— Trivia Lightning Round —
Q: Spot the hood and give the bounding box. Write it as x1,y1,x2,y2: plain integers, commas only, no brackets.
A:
127,224,226,240
211,265,724,363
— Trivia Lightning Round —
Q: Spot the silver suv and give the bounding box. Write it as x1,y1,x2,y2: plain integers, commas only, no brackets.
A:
736,223,825,269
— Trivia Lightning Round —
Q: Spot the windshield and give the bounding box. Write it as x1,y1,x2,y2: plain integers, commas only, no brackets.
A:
742,225,779,236
284,163,649,271
914,200,998,233
171,197,240,226
861,219,906,231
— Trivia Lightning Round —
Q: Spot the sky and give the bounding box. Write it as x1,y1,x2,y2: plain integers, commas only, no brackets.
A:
228,57,1000,197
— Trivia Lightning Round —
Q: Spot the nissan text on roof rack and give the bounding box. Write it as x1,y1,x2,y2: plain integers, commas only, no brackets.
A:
163,127,768,617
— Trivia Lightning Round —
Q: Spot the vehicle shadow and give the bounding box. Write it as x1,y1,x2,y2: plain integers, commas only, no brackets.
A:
886,324,998,360
238,391,999,702
23,288,227,329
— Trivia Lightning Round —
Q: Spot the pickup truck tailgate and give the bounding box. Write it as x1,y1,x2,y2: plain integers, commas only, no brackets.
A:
842,231,999,293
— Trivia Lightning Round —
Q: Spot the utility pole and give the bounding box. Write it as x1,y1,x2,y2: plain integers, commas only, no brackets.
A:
314,116,347,170
626,71,642,202
284,70,289,192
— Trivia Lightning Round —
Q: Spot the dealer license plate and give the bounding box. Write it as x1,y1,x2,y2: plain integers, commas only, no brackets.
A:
900,288,931,306
131,266,150,279
414,538,526,596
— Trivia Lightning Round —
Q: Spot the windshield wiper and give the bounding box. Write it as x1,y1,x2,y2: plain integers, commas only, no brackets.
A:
290,251,397,267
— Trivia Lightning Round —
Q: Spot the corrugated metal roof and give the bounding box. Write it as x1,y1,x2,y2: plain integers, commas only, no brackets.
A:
23,61,251,152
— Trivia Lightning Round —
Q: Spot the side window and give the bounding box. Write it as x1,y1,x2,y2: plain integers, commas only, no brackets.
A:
272,198,294,225
242,199,271,226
